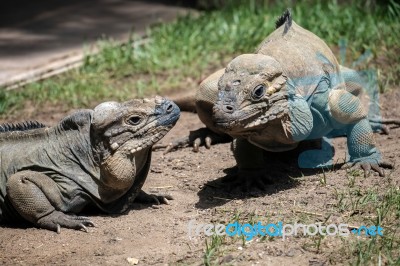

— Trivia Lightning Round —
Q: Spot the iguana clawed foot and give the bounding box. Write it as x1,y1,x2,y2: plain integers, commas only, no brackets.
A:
222,168,272,193
370,118,400,135
153,127,232,154
343,161,393,178
134,190,173,205
37,210,95,234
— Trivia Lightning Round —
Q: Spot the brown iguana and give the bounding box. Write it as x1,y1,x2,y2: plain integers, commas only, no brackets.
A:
160,10,398,190
0,96,180,232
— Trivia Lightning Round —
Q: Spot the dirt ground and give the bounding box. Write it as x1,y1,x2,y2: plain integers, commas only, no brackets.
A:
0,89,399,265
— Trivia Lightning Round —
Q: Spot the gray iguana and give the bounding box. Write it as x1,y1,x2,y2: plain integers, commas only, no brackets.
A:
161,10,398,190
0,96,180,232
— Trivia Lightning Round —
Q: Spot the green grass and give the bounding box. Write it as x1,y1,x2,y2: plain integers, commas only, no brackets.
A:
200,185,400,265
1,0,399,117
204,234,226,266
337,187,400,265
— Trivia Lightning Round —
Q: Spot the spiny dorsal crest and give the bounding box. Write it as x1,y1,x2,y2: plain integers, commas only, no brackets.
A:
275,9,292,34
0,121,46,133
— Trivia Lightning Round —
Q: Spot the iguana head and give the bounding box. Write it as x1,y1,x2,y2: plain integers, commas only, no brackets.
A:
213,54,289,136
92,96,180,158
90,96,179,194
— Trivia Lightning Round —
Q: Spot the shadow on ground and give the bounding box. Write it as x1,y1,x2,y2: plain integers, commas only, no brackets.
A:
195,143,337,209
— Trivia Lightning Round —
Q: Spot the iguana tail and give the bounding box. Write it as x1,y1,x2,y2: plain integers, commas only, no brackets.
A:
171,94,197,113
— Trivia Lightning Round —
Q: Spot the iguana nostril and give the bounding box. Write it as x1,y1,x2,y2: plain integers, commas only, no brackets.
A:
166,103,174,113
224,105,234,113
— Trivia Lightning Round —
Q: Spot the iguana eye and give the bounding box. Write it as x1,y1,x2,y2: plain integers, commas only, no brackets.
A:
252,84,266,100
127,116,142,125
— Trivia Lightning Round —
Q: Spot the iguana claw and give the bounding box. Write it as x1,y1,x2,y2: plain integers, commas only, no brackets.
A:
343,161,393,177
134,190,173,205
370,118,400,135
192,134,211,152
153,127,232,154
37,211,95,233
222,168,271,192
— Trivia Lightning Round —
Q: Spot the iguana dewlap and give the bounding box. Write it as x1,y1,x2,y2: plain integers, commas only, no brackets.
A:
0,97,180,232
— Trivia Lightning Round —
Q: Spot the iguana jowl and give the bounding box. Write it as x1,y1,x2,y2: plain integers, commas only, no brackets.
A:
0,96,180,232
167,10,396,189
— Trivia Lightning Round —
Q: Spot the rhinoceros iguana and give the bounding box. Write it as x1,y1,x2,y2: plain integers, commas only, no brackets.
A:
0,96,179,232
160,10,398,190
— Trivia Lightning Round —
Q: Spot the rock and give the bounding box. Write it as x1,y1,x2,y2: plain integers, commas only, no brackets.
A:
127,257,139,265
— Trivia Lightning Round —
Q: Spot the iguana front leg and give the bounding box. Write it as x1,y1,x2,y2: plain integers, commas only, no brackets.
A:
340,65,400,134
6,170,94,233
328,89,392,176
222,138,269,191
345,118,392,176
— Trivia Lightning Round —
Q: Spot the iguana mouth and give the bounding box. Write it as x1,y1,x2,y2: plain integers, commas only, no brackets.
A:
213,110,262,130
129,129,171,154
213,96,289,133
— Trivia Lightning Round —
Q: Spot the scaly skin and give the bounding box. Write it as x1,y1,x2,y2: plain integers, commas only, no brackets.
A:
163,10,396,191
0,96,180,232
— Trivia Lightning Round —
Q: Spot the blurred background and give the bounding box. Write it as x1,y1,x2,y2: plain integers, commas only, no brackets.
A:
0,0,398,118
